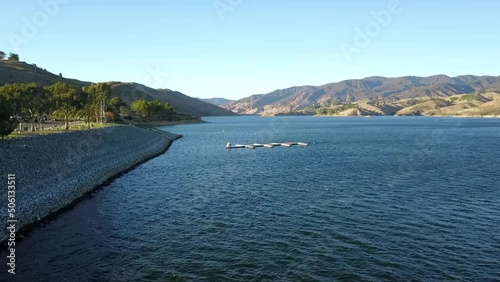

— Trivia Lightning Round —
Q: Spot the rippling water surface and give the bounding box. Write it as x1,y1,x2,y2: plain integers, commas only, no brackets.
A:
3,116,500,281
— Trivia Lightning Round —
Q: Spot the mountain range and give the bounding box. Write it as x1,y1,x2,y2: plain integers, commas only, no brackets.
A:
223,75,500,116
2,60,500,117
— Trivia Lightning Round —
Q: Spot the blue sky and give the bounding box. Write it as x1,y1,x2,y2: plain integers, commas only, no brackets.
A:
1,0,499,99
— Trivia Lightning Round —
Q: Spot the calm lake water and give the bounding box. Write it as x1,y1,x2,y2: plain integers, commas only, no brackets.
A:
3,116,500,281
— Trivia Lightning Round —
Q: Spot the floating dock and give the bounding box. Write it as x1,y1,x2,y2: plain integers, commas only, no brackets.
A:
226,142,308,149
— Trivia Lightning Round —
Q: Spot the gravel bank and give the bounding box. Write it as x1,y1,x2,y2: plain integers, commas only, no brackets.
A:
0,125,181,242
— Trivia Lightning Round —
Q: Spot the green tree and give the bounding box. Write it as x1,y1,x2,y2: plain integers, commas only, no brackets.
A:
0,83,45,131
4,83,52,131
48,82,84,130
119,105,130,116
130,99,174,120
0,83,24,116
8,53,19,61
163,102,173,114
79,90,93,129
0,94,18,137
163,102,173,120
23,83,52,131
146,99,164,119
316,108,328,115
161,102,174,120
82,83,111,123
107,97,127,120
0,51,6,60
130,100,148,117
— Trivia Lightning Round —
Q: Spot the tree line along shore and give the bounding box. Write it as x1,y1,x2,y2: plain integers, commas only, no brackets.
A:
0,81,179,138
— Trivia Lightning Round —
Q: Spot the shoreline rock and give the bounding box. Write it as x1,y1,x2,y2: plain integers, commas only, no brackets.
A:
0,125,181,242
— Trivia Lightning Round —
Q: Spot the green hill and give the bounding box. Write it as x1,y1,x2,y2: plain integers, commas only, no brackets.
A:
0,60,235,117
0,60,89,87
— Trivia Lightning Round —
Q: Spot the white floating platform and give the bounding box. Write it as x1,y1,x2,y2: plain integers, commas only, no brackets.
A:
226,142,308,149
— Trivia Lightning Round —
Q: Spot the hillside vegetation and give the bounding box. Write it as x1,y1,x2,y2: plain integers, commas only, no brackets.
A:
0,59,88,87
0,60,235,117
303,92,500,117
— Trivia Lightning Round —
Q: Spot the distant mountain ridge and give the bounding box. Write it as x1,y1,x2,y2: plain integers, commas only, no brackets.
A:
226,75,500,115
0,60,235,117
199,97,234,106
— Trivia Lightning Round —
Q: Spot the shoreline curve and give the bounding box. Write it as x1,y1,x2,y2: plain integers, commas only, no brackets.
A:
0,125,181,243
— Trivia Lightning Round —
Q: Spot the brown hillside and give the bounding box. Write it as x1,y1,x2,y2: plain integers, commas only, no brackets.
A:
227,75,500,115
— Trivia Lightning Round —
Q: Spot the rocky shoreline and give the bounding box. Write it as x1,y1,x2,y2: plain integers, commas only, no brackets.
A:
0,125,181,242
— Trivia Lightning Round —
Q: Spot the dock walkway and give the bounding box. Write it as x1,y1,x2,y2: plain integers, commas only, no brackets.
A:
226,142,308,149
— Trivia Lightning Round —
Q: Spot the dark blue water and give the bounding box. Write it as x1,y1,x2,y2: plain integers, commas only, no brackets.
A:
4,116,500,281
